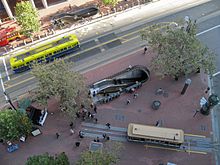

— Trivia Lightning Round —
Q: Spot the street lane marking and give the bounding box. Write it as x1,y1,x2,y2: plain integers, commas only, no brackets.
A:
144,145,207,155
196,25,220,36
5,23,219,89
184,133,206,138
5,76,35,90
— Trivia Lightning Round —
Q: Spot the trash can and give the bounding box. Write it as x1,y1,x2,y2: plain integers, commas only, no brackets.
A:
152,100,161,110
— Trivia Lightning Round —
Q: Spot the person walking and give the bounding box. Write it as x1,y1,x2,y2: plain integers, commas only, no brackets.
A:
126,99,131,105
75,142,80,147
96,137,100,142
70,122,73,128
94,105,97,113
94,118,98,124
103,133,107,139
56,133,60,139
106,123,111,129
70,128,74,135
133,93,138,99
144,46,147,54
79,131,84,138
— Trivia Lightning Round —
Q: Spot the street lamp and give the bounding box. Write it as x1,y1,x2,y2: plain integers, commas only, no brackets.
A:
3,91,16,111
0,73,16,110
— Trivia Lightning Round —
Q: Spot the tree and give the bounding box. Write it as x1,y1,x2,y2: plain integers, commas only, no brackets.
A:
15,1,41,36
0,109,32,141
76,142,123,165
25,152,70,165
102,0,119,6
31,60,90,120
141,21,215,79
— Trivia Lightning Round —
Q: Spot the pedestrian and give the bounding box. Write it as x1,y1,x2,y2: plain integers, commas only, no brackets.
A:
91,114,94,119
144,46,147,54
106,123,111,129
56,133,60,139
205,87,210,94
155,120,160,127
88,111,91,117
133,93,138,99
90,103,94,109
106,136,110,140
94,118,98,124
70,128,74,135
94,105,97,113
70,122,73,128
76,112,80,118
126,99,131,105
128,65,132,69
79,131,84,138
103,133,107,139
75,141,80,147
96,137,100,142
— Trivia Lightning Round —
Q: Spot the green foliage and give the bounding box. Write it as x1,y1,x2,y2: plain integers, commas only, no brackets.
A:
31,60,90,119
77,142,123,165
0,109,32,141
141,21,215,78
15,1,40,36
102,0,119,6
25,152,70,165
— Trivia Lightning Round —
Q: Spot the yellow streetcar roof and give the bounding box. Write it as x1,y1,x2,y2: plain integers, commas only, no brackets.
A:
128,123,184,142
11,34,78,61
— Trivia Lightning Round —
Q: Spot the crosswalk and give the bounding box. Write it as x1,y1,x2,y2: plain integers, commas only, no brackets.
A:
81,122,215,154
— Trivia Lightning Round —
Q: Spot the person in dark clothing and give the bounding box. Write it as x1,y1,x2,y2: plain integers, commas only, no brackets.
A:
56,133,60,139
94,106,97,113
106,123,111,129
144,46,147,54
79,131,84,138
70,122,73,128
76,112,80,118
75,142,80,147
103,133,107,139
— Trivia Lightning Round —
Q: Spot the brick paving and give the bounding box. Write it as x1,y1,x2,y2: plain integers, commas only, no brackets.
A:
0,49,214,165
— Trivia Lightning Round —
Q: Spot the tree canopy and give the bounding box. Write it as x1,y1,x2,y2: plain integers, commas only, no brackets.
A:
76,142,122,165
15,1,41,36
102,0,119,6
141,20,215,78
0,109,32,141
31,60,90,120
25,152,69,165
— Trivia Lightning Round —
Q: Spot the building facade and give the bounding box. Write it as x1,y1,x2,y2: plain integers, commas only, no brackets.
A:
0,0,68,19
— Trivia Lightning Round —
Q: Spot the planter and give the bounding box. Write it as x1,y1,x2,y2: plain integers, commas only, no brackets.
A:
152,100,161,110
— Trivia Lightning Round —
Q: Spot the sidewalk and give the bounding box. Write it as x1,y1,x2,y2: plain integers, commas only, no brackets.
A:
0,49,213,165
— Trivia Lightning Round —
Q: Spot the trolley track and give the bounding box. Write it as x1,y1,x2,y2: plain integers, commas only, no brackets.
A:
81,122,214,154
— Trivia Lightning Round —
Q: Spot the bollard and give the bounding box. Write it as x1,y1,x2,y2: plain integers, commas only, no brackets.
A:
38,35,41,40
23,40,26,45
30,37,33,42
120,6,123,11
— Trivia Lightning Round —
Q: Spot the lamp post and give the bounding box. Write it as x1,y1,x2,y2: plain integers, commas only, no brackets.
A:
0,73,16,110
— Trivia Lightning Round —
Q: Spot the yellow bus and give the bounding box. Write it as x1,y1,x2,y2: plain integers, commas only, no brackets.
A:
10,34,79,73
127,123,184,147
